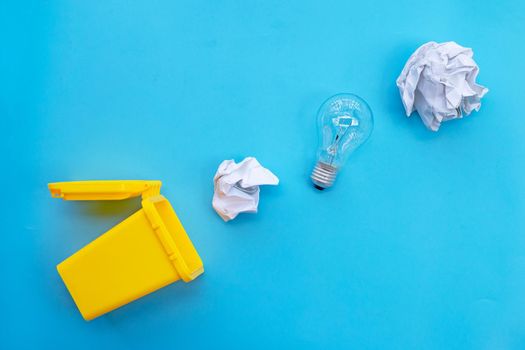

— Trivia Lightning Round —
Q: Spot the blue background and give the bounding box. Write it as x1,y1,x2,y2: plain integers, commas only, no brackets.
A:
2,0,525,349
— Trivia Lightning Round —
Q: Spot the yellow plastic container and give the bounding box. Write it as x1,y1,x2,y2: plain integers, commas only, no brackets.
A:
49,180,204,321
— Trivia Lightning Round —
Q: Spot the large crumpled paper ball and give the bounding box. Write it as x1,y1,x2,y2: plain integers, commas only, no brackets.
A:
396,41,489,131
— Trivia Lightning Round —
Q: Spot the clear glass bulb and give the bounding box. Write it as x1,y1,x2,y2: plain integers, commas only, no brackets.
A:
311,93,374,190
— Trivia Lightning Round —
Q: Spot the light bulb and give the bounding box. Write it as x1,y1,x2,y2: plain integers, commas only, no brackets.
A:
310,93,374,190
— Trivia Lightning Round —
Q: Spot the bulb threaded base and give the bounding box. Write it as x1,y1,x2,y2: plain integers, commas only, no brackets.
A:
311,162,338,189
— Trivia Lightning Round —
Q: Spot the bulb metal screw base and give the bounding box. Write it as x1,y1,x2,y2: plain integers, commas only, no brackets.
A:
311,161,337,190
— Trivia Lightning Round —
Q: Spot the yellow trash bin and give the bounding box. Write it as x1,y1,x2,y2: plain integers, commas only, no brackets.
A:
48,180,204,321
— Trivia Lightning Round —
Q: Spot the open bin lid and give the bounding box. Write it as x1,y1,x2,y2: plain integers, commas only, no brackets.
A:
48,180,162,200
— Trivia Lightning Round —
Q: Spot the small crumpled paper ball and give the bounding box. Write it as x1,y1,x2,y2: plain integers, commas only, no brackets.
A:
396,41,489,131
212,157,279,222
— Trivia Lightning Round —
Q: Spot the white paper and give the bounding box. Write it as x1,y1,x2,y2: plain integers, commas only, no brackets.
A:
396,41,488,131
212,157,279,222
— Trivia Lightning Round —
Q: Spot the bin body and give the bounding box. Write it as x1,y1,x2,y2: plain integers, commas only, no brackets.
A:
58,208,181,320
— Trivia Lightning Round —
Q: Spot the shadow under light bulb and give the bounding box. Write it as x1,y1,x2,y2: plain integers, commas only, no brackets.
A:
311,93,374,190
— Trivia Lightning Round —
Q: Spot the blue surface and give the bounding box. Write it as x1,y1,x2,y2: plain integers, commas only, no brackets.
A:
2,1,525,349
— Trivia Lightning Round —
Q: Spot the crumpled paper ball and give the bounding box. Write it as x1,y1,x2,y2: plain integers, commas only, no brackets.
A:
396,41,489,131
212,157,279,222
